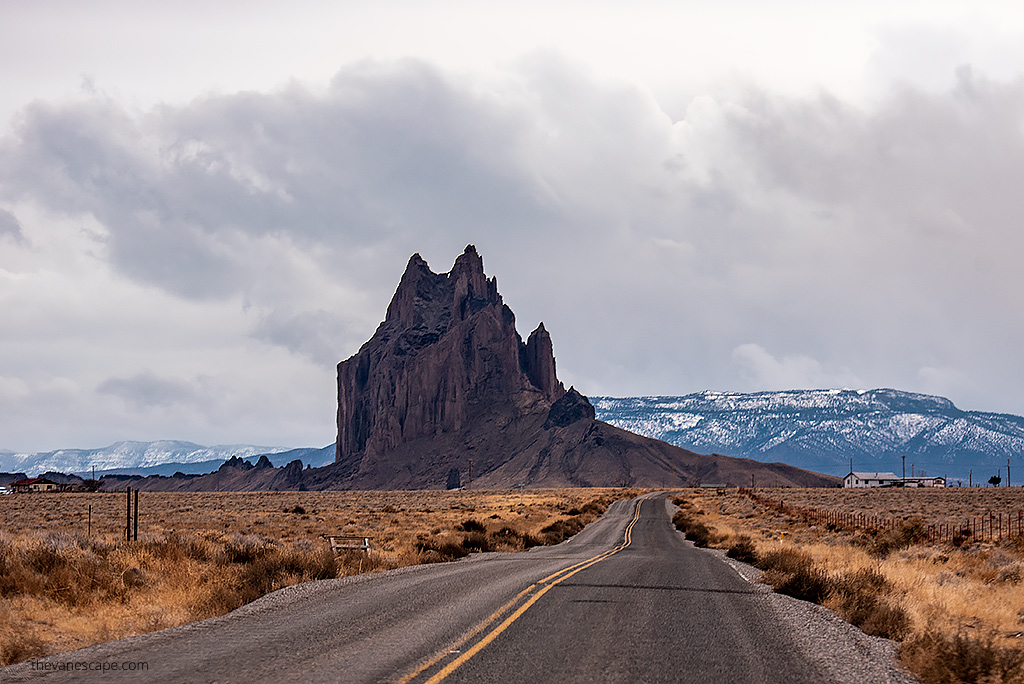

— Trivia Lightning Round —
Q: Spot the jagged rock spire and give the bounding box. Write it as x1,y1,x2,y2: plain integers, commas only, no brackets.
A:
524,322,566,403
337,246,563,467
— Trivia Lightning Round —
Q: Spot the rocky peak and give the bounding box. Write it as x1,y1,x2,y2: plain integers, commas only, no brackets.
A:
524,322,565,403
544,386,596,429
384,253,450,330
449,245,500,321
219,455,253,471
336,247,567,468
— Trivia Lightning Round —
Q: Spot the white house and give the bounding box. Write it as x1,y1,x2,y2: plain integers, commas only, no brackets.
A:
844,472,900,488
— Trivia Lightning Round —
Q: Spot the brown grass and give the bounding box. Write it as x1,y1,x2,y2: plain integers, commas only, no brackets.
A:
673,488,1024,684
0,488,634,665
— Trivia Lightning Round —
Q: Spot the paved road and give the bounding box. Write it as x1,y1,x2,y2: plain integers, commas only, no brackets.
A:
2,494,913,683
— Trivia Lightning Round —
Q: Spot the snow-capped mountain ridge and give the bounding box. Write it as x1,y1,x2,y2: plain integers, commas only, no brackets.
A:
0,441,295,475
594,389,1024,479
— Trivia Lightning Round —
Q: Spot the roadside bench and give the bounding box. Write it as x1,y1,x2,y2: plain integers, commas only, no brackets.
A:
322,535,372,554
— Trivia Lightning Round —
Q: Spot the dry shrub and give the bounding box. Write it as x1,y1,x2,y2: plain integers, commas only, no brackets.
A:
459,519,486,533
0,622,46,666
828,568,909,640
540,517,585,544
415,536,470,563
952,525,973,548
901,630,1024,684
673,510,713,548
757,548,831,603
459,531,490,553
487,526,541,551
1,534,128,607
726,535,758,564
871,518,928,557
222,534,277,564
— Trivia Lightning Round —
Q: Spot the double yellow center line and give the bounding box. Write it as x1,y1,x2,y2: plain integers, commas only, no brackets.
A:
398,499,644,684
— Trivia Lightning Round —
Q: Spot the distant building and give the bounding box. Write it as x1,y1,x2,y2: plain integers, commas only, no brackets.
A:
10,477,59,493
902,476,946,488
844,472,900,488
843,472,946,488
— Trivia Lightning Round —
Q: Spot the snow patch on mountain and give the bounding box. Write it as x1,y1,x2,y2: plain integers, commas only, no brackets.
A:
0,441,295,476
594,389,1024,479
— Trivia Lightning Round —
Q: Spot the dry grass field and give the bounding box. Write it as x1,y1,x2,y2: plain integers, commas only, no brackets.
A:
676,487,1024,684
761,487,1024,531
0,488,634,666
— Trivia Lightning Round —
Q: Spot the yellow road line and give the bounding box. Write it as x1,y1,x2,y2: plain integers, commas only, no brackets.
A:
394,583,540,684
409,499,644,684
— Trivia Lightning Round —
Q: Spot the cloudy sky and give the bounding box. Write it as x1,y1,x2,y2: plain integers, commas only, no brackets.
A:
3,1,1024,452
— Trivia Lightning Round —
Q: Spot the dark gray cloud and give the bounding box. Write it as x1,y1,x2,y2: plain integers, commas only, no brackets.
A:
251,308,355,367
3,56,1024,424
0,60,554,302
97,372,202,409
0,207,25,243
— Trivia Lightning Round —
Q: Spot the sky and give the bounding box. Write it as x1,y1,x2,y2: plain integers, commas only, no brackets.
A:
3,1,1024,452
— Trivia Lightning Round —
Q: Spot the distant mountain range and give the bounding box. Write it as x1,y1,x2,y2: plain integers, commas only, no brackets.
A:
594,389,1024,482
9,388,1018,486
0,441,335,478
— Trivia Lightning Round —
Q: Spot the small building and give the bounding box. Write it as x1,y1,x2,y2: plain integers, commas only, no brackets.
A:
844,472,900,488
10,477,59,493
902,476,946,488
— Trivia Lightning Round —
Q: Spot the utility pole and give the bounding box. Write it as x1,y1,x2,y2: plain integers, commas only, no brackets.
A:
902,455,906,484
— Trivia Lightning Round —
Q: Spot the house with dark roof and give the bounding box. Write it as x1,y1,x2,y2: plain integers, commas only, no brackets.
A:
10,477,59,493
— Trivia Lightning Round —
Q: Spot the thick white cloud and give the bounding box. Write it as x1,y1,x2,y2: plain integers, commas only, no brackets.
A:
2,18,1024,450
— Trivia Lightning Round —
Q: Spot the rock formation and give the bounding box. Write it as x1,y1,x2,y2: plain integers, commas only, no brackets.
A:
333,246,837,489
336,245,563,471
102,246,839,492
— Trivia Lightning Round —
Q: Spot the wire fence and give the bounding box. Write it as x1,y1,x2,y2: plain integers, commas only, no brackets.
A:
737,488,1024,544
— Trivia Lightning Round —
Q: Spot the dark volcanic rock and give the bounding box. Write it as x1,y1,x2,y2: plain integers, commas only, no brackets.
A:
336,245,559,471
544,387,596,429
254,454,274,470
219,456,253,471
446,468,461,490
524,323,565,403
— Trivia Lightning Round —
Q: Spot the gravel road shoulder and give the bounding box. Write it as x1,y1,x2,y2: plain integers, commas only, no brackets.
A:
703,545,919,684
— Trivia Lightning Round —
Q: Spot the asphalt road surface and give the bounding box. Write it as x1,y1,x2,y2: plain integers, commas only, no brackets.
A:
2,494,916,683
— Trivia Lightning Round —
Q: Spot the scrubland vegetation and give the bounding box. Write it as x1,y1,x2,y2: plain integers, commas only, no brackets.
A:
0,489,627,666
673,488,1024,684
